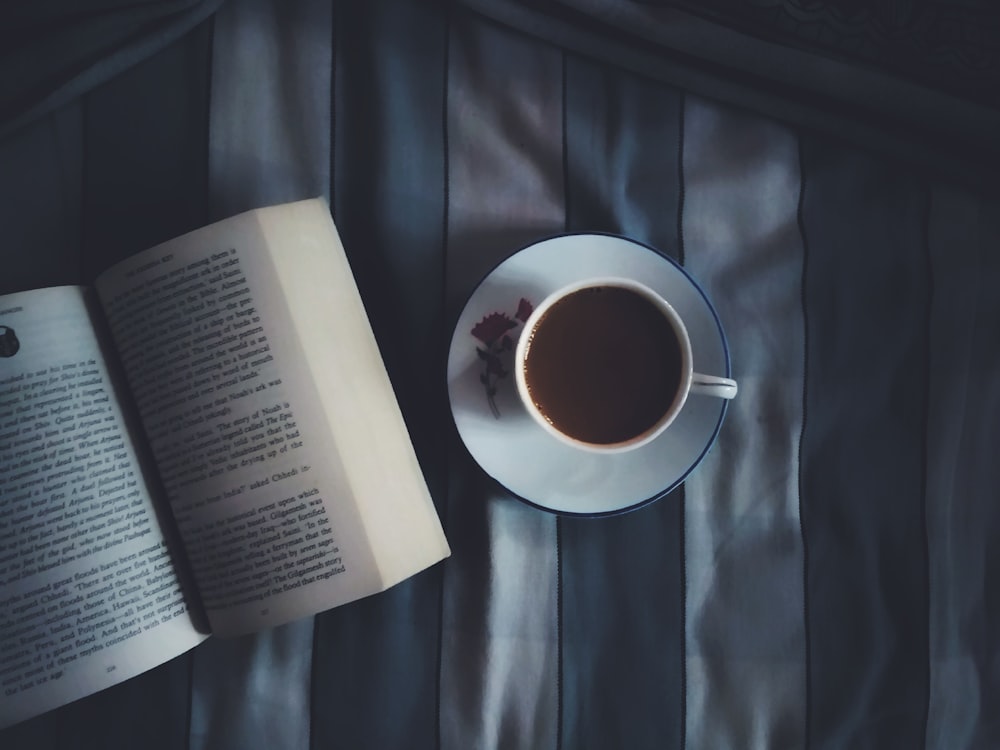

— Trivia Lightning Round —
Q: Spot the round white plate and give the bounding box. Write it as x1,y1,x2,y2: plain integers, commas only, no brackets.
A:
447,233,730,516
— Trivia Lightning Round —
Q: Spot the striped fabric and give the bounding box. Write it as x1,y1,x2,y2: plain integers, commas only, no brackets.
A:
2,1,999,748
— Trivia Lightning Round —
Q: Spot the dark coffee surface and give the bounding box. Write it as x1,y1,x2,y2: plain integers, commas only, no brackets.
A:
523,286,682,444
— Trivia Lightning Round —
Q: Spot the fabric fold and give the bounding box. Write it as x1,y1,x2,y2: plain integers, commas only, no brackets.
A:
457,0,1000,189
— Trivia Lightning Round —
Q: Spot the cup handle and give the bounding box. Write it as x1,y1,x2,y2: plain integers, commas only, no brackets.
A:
690,373,738,400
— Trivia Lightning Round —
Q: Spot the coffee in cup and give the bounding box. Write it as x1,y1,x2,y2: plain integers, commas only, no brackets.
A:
515,278,736,452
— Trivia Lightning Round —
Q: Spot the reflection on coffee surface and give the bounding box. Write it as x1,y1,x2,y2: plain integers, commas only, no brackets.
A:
523,286,682,444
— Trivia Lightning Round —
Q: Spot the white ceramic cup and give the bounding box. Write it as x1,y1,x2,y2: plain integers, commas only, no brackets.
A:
514,277,737,453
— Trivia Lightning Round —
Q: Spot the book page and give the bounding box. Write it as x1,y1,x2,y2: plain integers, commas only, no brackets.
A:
0,287,207,730
95,212,387,635
255,200,449,587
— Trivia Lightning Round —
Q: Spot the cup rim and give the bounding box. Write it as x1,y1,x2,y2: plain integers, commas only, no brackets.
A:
514,277,694,453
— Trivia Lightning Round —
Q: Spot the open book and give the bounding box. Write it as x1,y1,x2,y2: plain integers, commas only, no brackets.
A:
0,199,450,728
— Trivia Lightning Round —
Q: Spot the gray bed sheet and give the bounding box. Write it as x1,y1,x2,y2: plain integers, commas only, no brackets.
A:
1,1,998,748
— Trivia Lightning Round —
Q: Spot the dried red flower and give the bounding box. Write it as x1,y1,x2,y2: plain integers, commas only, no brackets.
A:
471,297,534,418
471,313,517,345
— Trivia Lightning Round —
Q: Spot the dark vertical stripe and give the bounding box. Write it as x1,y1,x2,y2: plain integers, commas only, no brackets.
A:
329,0,337,213
185,641,195,750
313,1,448,749
79,95,88,285
796,133,813,750
800,137,930,749
201,14,214,245
557,49,567,750
81,22,212,279
963,202,1000,746
920,185,933,750
561,54,684,750
925,189,1000,749
308,613,319,750
676,92,685,267
677,90,687,750
679,489,687,750
436,9,451,750
0,103,82,296
556,516,564,750
561,50,570,237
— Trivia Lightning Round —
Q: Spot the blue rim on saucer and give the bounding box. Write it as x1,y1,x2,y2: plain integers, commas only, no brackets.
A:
447,233,731,517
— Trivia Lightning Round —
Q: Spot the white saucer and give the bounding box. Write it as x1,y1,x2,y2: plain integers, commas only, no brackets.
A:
447,233,730,516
